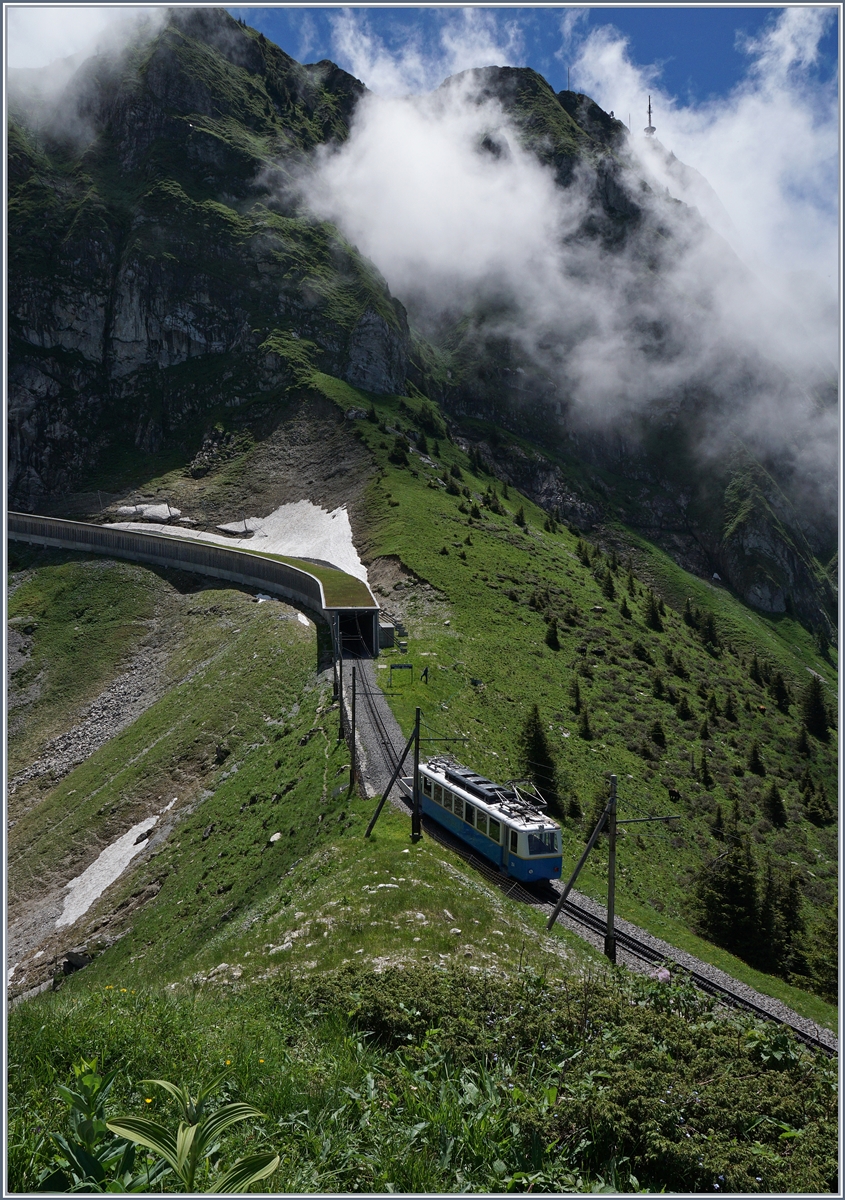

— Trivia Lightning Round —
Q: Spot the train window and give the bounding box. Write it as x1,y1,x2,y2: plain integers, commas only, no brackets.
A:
433,784,442,804
453,795,464,820
510,830,518,854
527,830,558,855
422,776,432,796
475,811,487,836
442,790,453,812
488,818,501,843
465,803,475,827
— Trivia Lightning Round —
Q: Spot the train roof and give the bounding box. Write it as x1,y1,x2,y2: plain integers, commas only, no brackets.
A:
422,757,558,830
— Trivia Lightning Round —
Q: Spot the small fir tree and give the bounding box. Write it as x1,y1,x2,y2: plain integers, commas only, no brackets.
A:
544,618,560,651
699,717,710,740
747,740,765,776
601,572,616,602
518,704,562,818
749,654,762,685
417,431,429,455
712,804,724,840
700,752,713,789
514,505,526,528
644,590,663,632
619,596,631,620
677,694,692,720
805,784,833,826
578,708,593,740
652,672,665,699
650,719,666,748
801,675,830,741
627,569,636,597
722,692,737,722
694,834,759,962
769,671,790,712
683,597,696,627
763,780,787,828
795,724,811,755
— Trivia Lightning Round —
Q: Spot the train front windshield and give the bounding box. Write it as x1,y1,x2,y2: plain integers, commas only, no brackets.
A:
527,829,559,855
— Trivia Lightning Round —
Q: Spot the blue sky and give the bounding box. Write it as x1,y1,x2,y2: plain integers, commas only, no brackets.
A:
227,5,838,104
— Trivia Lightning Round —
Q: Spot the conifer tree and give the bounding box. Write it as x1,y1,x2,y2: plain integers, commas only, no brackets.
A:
769,671,790,712
652,672,665,699
514,505,526,528
602,572,616,601
683,597,696,627
677,694,692,720
545,618,560,651
805,784,833,826
650,719,666,747
700,611,718,647
626,569,636,597
417,431,429,455
578,708,592,740
619,596,631,620
699,717,710,740
747,740,765,775
694,834,758,961
518,704,562,818
712,804,724,840
700,752,713,789
644,589,663,631
795,724,811,755
763,780,787,828
801,675,829,740
749,654,762,685
723,693,737,722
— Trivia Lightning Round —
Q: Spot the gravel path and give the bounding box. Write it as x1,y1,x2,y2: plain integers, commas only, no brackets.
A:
346,659,838,1052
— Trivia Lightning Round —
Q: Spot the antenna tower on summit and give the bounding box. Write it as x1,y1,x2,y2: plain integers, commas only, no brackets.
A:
644,95,656,137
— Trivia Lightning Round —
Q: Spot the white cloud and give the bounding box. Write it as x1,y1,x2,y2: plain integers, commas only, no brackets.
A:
6,5,163,69
571,8,839,340
328,6,524,96
299,7,837,516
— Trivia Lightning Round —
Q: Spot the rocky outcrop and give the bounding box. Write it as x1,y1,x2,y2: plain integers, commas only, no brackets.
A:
7,10,407,508
345,305,410,395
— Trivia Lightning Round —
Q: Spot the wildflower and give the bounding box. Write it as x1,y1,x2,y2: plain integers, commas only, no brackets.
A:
145,1098,152,1104
259,1059,265,1064
105,985,114,990
225,1059,231,1065
120,988,127,993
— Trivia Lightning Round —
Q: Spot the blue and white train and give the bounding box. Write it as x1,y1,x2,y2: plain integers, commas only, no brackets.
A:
399,757,562,882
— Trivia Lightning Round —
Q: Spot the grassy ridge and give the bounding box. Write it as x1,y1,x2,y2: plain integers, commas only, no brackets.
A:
322,386,837,1021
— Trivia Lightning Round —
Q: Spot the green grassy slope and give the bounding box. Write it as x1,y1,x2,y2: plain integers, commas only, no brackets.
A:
319,384,837,1019
6,417,838,1192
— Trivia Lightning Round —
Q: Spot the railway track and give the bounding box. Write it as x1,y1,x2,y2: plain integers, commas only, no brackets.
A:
419,814,838,1058
340,656,837,1058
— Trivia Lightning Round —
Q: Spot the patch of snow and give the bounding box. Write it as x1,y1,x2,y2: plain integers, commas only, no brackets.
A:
8,963,17,983
56,816,158,928
106,500,368,582
115,503,180,522
256,593,274,603
297,613,310,626
160,797,177,813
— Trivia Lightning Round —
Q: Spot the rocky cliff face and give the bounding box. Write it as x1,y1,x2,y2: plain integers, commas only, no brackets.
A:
7,8,409,508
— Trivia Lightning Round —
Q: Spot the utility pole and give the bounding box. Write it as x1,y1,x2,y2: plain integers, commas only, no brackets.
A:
604,775,618,963
411,707,421,842
365,723,419,838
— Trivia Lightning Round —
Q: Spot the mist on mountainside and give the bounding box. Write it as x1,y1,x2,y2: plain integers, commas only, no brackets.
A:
297,30,837,526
